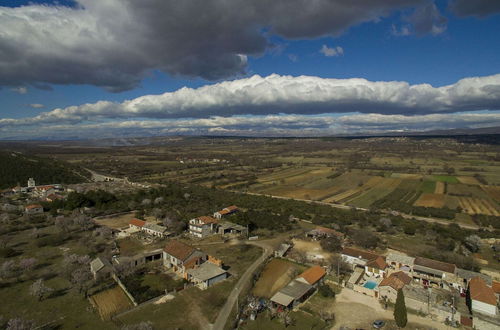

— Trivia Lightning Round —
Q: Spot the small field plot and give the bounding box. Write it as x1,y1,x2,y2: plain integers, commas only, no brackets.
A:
413,193,445,208
434,181,445,194
348,178,402,208
323,176,383,203
95,212,136,229
90,286,133,320
390,173,422,180
430,175,459,184
419,180,437,193
482,185,500,203
457,176,481,185
253,259,298,299
458,197,500,216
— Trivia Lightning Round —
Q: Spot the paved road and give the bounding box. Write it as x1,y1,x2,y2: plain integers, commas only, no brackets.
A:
210,240,274,330
233,190,480,231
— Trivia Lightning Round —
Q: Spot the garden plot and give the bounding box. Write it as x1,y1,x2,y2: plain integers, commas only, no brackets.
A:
90,286,134,320
253,259,298,299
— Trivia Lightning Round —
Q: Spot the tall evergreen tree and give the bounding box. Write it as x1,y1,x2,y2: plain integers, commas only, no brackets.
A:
394,289,408,328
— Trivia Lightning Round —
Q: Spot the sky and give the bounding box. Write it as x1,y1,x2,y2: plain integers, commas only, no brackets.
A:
0,0,500,139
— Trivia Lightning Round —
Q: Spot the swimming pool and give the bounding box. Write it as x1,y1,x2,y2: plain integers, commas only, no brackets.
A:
363,281,378,290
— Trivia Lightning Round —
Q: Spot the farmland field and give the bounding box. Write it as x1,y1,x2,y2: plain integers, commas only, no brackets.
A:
8,134,500,222
413,193,445,208
90,286,134,320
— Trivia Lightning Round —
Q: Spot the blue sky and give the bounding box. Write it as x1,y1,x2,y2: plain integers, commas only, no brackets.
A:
1,0,500,138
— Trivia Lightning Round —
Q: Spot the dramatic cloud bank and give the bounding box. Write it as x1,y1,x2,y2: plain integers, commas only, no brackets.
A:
1,73,500,129
1,0,440,91
1,112,499,140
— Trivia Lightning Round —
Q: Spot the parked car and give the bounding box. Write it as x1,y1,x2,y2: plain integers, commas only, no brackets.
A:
372,320,385,328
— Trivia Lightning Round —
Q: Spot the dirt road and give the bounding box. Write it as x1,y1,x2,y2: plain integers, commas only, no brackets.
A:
210,240,274,330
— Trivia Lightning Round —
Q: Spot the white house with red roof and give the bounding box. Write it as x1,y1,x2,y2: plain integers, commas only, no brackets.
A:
213,205,239,219
25,204,44,215
189,216,219,238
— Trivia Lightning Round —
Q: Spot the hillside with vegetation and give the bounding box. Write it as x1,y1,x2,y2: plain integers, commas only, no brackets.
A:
0,150,90,189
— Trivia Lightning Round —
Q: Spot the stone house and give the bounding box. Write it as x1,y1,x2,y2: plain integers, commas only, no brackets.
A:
188,216,218,238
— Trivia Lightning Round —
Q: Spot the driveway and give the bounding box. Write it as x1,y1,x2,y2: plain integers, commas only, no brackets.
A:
210,240,274,330
332,288,448,330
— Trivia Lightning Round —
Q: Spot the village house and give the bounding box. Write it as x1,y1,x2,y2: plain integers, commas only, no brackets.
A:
129,218,146,230
455,268,492,295
188,216,219,238
469,277,498,316
45,193,63,202
306,226,344,241
341,247,387,277
412,256,456,287
270,279,314,310
296,265,326,288
378,271,412,303
386,252,415,273
113,249,163,269
493,281,500,299
213,205,239,219
90,257,114,280
217,221,248,237
186,261,228,290
142,223,170,238
24,204,44,215
163,240,206,278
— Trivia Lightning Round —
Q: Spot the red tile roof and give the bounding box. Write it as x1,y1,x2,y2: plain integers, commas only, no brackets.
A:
315,226,344,238
164,240,196,262
198,216,218,224
342,247,387,270
366,256,388,270
379,271,412,290
129,218,146,227
226,205,238,212
298,265,326,285
414,257,455,274
492,281,500,294
469,276,497,305
26,204,43,210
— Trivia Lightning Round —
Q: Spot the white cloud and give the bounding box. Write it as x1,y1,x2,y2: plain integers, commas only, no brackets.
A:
10,86,27,94
320,45,344,57
1,73,500,130
28,104,44,109
1,112,499,139
391,24,411,36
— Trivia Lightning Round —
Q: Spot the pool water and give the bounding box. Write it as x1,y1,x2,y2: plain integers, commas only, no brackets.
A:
363,281,377,289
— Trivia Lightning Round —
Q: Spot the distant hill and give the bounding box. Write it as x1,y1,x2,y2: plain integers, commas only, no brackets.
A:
0,150,90,189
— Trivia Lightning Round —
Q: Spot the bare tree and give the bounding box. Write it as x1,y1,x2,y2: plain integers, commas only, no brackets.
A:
73,215,94,231
153,197,164,205
71,267,94,297
55,216,72,233
0,260,18,280
29,279,53,301
19,258,37,274
464,235,482,253
29,228,40,239
122,321,154,330
6,318,35,330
